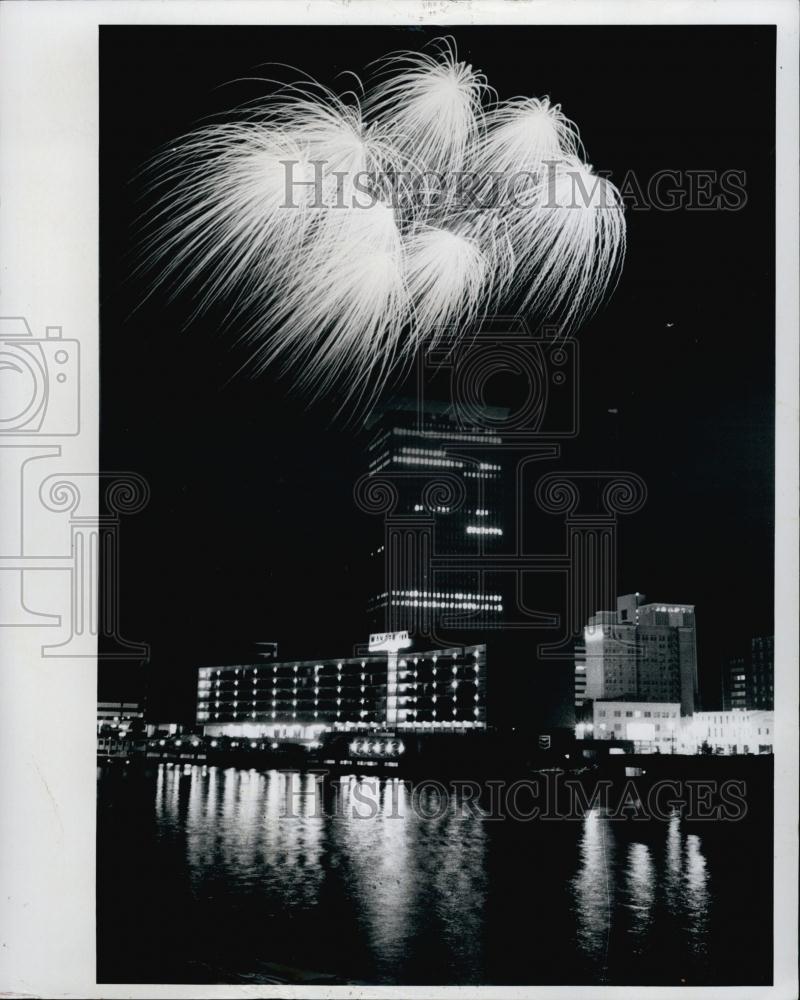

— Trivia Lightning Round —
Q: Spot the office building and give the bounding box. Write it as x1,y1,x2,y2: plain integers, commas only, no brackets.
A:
591,699,681,753
722,635,774,711
197,643,487,740
680,710,774,755
365,398,509,640
577,592,698,716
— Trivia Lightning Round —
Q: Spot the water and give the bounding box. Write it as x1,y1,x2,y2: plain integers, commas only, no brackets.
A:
97,763,772,985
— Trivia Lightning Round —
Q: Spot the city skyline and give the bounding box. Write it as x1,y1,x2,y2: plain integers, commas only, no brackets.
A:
99,25,774,727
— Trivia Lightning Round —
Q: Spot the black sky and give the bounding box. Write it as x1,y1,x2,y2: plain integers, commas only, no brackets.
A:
99,25,775,722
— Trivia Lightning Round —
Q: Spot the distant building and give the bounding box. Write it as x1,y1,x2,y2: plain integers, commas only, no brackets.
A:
197,643,487,740
574,639,587,714
96,700,143,733
722,636,774,711
577,593,698,716
97,700,145,758
364,398,509,640
681,710,774,755
592,699,681,753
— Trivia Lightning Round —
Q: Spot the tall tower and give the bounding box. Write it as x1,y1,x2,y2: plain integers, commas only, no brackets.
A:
364,398,510,644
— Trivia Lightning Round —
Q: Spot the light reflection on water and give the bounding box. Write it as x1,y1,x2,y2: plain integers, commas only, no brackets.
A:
572,808,614,978
101,764,766,985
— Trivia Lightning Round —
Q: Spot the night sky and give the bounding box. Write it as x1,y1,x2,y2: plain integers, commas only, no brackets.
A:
99,25,775,723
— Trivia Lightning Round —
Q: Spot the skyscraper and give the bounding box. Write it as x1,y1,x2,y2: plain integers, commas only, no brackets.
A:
722,635,774,711
364,398,510,644
575,592,699,716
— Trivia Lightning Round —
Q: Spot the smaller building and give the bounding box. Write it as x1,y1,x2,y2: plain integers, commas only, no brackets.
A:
97,700,143,733
97,700,145,758
680,710,774,755
591,700,681,754
722,636,774,711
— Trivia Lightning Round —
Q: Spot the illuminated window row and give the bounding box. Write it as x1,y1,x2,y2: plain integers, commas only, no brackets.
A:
400,446,447,457
392,589,502,601
394,599,503,611
394,455,464,468
392,427,502,446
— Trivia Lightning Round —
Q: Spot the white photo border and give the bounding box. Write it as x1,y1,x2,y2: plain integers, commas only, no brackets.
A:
0,2,796,998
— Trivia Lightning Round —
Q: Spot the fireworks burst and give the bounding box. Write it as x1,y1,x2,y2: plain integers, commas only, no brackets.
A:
140,37,626,400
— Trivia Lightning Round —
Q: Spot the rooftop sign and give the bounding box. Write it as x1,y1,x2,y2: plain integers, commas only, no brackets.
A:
368,630,412,653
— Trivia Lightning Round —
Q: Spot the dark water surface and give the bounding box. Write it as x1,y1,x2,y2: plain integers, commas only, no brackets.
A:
98,763,771,985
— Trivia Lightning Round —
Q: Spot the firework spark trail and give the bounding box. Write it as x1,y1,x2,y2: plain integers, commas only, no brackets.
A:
500,157,627,330
470,95,583,176
364,37,494,180
140,38,626,400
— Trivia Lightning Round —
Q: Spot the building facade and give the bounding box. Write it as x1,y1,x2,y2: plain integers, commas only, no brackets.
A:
591,699,681,753
576,593,698,716
722,635,774,711
197,643,487,739
364,399,510,641
680,710,774,755
97,700,143,733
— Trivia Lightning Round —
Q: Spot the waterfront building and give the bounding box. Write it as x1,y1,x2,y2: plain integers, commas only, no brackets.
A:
680,709,774,755
97,700,143,733
722,635,774,711
364,398,510,639
197,642,487,740
591,699,681,753
577,593,698,716
574,640,588,714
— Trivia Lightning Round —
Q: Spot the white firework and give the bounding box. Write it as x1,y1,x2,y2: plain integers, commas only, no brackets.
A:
140,41,627,400
403,223,492,346
251,201,409,402
259,85,413,217
502,156,626,330
365,37,492,179
471,95,582,178
139,125,314,317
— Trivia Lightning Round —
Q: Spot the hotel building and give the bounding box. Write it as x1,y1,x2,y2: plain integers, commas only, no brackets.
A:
575,592,699,716
364,398,510,640
196,643,487,740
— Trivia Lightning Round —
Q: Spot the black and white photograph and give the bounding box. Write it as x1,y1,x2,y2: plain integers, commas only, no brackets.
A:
0,2,798,998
